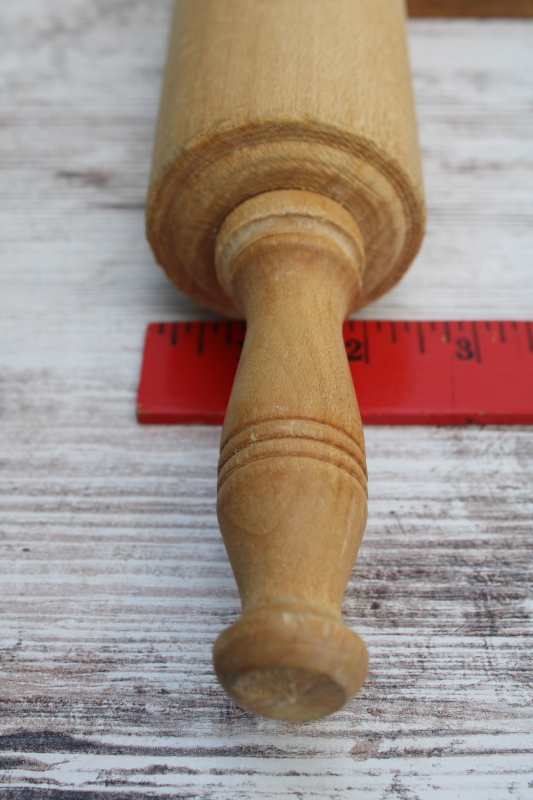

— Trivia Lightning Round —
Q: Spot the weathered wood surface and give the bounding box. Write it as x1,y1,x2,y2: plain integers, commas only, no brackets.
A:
0,2,532,797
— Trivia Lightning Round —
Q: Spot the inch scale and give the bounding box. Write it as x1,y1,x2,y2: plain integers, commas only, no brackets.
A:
137,320,533,425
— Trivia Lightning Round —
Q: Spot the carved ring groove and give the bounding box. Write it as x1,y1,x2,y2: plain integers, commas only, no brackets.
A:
218,419,368,496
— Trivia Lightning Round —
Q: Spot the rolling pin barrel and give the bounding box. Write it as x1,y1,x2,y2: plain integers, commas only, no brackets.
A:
147,0,425,720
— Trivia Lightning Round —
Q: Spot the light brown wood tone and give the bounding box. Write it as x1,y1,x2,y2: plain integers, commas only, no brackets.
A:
408,0,533,15
3,0,533,790
146,0,425,719
146,0,425,318
213,191,369,719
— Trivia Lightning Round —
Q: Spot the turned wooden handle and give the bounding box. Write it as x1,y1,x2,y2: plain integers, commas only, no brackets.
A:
213,191,368,719
146,0,425,719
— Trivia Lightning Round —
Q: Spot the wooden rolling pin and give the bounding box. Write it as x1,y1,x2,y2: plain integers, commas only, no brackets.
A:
147,0,425,720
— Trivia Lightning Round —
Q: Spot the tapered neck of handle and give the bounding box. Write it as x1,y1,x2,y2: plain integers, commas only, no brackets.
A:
216,190,365,312
216,190,366,452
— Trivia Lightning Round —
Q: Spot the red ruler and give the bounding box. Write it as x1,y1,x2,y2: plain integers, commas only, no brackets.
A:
137,320,533,425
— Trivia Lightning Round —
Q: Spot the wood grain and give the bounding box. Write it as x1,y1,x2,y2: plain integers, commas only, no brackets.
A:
147,1,425,720
213,192,369,719
147,0,425,316
0,1,532,797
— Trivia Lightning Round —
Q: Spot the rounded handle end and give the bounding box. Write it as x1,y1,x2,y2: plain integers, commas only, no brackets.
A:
213,606,368,721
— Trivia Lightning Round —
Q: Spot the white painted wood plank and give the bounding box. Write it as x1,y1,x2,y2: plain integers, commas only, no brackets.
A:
0,2,532,798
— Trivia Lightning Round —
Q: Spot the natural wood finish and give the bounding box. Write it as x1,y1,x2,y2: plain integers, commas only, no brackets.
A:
408,0,533,15
146,0,425,317
213,191,369,719
2,0,533,791
147,0,425,719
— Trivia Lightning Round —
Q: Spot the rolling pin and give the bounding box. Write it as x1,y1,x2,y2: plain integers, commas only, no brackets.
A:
146,0,425,720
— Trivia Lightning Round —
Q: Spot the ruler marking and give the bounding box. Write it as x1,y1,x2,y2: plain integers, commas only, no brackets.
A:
213,322,219,333
403,321,409,332
138,319,533,426
417,322,425,354
471,321,482,364
349,320,354,332
458,320,464,331
526,322,533,352
197,322,205,355
363,321,369,364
